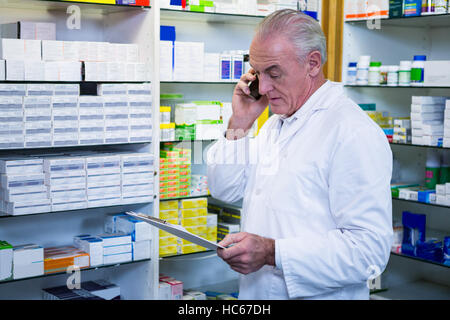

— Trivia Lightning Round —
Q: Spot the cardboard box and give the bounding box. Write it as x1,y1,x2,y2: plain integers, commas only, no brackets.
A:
73,236,103,267
132,240,151,261
44,246,89,274
13,244,44,279
42,40,64,61
160,278,183,300
1,198,51,215
0,241,13,280
54,84,79,96
97,83,128,96
6,60,24,81
1,21,56,40
0,39,41,61
103,252,132,265
98,233,131,247
116,215,152,242
424,61,450,87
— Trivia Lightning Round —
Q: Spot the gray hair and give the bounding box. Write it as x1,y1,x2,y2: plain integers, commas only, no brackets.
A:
255,9,327,66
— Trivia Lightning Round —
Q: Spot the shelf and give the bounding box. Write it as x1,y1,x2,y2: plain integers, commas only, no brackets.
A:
0,81,150,84
160,194,211,201
0,258,151,285
161,139,217,143
390,142,449,150
345,13,450,28
0,201,151,220
0,0,150,14
370,279,450,300
392,197,449,209
391,252,450,269
161,81,238,85
160,249,215,260
345,85,450,89
0,141,151,153
160,8,265,24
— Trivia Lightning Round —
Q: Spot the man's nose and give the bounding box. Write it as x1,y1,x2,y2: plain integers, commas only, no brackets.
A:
258,76,273,95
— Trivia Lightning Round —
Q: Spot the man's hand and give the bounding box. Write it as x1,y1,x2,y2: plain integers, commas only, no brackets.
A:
217,232,275,275
226,70,269,140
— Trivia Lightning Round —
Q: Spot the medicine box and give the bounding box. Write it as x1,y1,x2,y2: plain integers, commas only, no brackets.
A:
0,240,13,281
98,232,131,247
0,39,41,61
44,157,85,178
411,104,445,113
44,246,90,274
127,83,151,96
104,213,127,234
73,236,103,267
0,157,43,175
116,215,152,242
86,155,121,176
159,281,172,300
424,61,450,87
13,244,44,279
179,197,208,209
121,153,154,174
24,60,45,81
1,198,51,216
103,252,132,265
97,83,128,96
53,84,80,96
0,60,5,81
412,96,449,105
1,21,56,41
132,240,151,261
0,84,26,96
160,278,183,300
5,60,24,80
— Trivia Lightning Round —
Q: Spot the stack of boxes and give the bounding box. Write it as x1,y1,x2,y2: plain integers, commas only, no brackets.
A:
85,154,122,208
0,85,25,148
115,214,152,262
0,151,154,216
73,235,104,267
178,198,208,255
120,153,155,205
78,95,105,145
44,156,87,212
208,202,241,242
98,232,133,265
445,99,450,148
159,200,179,257
158,197,216,257
0,83,152,150
128,84,153,143
0,156,51,216
411,96,447,147
190,174,209,197
159,274,183,300
43,245,90,274
393,118,411,144
160,144,191,200
436,183,450,206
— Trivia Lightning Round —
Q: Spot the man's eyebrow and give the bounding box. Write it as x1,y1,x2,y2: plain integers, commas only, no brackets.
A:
249,64,281,73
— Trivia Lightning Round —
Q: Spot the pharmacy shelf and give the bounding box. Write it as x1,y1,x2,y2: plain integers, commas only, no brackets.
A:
390,142,449,150
345,13,450,28
160,139,217,143
161,81,238,84
160,8,265,24
392,197,449,209
0,202,151,220
159,249,215,260
0,258,151,285
345,85,450,89
391,252,450,269
160,194,211,202
0,141,151,152
370,279,450,300
0,0,150,14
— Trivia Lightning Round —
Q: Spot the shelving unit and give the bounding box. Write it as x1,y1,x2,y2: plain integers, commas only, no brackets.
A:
156,4,270,294
0,0,160,300
343,3,450,299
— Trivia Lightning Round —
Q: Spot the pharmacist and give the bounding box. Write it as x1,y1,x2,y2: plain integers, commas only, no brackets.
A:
207,9,393,300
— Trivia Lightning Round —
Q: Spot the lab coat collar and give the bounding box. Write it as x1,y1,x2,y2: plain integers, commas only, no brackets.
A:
275,80,342,144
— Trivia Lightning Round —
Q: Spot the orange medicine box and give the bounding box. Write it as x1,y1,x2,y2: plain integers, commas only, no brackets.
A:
44,246,89,274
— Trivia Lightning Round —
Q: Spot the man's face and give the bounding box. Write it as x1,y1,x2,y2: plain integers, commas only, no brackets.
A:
249,35,311,117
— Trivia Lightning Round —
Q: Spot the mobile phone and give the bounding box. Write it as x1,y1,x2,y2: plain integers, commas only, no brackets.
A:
248,75,262,100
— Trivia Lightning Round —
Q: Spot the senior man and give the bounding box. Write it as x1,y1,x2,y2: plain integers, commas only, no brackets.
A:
206,9,393,300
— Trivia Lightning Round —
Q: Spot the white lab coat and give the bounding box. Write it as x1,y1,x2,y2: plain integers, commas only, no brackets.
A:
206,81,393,300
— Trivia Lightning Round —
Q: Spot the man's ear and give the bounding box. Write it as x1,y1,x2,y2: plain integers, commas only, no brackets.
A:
307,50,322,77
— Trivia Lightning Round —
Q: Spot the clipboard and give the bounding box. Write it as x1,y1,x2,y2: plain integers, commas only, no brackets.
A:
125,211,225,250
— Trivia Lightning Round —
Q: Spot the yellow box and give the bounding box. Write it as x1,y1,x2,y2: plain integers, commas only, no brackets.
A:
160,200,178,210
179,198,208,209
159,236,178,246
166,218,179,225
179,208,208,218
159,230,173,238
181,216,207,227
177,244,206,255
159,209,178,219
205,233,217,243
185,225,207,235
159,244,177,257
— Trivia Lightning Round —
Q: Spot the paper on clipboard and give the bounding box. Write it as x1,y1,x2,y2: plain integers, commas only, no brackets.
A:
125,211,225,250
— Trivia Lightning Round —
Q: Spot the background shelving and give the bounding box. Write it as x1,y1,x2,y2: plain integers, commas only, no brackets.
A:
343,2,450,299
0,0,159,300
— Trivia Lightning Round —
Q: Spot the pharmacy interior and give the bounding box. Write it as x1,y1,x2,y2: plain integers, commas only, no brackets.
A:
0,0,449,300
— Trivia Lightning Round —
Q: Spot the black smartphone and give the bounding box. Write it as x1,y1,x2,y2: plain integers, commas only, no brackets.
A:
248,75,262,100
